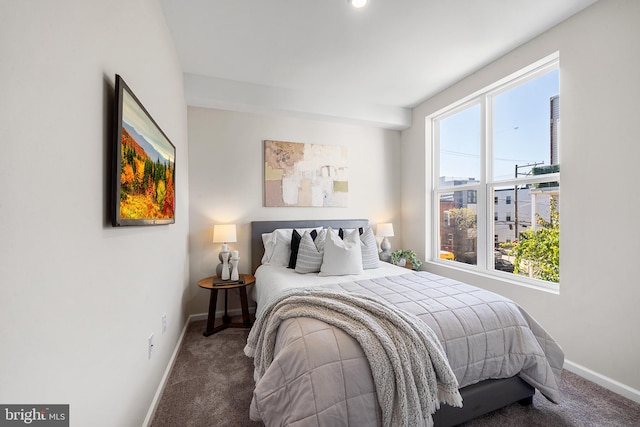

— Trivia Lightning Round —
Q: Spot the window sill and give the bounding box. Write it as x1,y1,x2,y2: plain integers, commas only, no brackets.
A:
424,260,560,295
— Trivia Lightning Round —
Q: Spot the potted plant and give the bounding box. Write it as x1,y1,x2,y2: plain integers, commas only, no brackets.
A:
391,250,422,270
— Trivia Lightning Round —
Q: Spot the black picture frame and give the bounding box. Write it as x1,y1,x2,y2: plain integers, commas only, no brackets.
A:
112,75,176,226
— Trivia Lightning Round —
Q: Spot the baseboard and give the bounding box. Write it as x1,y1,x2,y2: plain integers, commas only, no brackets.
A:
189,312,208,322
564,359,640,403
141,313,197,427
191,306,256,322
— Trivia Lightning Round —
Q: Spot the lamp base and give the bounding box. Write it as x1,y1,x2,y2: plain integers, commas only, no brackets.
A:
379,237,391,262
216,263,233,278
217,250,231,278
380,251,391,263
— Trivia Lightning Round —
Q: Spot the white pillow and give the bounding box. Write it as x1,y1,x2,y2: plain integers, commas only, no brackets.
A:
320,228,363,276
261,227,321,267
261,232,277,264
294,229,326,274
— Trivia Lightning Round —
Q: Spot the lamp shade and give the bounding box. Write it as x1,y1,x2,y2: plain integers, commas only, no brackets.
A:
376,223,394,237
213,224,237,243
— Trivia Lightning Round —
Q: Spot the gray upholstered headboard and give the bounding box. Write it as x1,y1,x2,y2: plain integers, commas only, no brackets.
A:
250,219,369,274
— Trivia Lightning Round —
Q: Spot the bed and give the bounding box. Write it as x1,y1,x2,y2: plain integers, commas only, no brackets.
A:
246,219,564,427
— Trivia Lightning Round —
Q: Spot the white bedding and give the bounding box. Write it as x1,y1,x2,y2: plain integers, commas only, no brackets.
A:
253,262,408,315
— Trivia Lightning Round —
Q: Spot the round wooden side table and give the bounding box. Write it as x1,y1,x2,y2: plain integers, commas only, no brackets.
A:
197,274,255,337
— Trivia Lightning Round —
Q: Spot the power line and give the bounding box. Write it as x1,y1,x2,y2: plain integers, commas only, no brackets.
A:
442,149,544,164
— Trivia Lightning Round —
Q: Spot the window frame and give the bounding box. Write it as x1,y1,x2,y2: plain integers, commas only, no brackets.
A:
429,54,560,292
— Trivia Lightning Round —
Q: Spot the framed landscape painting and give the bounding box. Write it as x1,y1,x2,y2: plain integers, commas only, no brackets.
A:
112,75,176,226
264,140,348,207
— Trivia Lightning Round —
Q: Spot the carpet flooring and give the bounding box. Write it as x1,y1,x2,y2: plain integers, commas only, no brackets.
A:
150,320,640,427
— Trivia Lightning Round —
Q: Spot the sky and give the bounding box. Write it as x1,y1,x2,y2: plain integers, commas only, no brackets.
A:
439,69,559,182
123,89,175,163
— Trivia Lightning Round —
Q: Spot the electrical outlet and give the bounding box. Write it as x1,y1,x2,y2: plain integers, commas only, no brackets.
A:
162,313,167,333
148,333,154,360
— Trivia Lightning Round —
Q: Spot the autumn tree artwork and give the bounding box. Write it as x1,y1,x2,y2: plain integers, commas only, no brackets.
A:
114,76,176,225
119,128,174,220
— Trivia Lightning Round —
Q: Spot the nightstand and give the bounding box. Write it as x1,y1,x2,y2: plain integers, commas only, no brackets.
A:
198,274,256,337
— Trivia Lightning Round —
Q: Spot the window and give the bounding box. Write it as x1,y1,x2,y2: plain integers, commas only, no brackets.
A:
467,190,477,204
431,55,560,288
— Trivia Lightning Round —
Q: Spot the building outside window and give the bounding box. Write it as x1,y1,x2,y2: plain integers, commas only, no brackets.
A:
431,55,560,288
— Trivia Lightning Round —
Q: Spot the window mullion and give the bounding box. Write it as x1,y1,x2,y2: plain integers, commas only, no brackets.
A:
431,118,440,260
476,95,489,270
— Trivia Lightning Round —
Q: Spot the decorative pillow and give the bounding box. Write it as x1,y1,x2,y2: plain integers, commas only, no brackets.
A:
338,227,358,239
268,234,292,267
360,226,381,269
338,227,379,269
320,228,363,276
289,229,318,268
295,229,326,273
261,227,321,267
261,232,277,264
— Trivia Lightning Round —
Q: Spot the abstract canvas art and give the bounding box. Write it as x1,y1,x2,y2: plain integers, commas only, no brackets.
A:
264,140,348,207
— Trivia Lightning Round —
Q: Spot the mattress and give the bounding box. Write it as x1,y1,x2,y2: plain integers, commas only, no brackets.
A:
252,262,408,315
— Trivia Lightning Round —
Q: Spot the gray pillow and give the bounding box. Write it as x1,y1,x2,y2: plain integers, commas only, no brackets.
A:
360,226,381,269
295,229,326,274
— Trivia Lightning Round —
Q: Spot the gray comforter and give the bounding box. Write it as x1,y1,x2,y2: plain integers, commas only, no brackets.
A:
247,271,564,426
246,288,463,427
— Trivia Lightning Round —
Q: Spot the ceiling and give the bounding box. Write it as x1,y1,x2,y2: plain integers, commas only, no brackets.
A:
160,0,598,129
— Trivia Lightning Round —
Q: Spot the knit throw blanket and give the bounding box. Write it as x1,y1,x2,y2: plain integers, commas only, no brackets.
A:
244,288,463,427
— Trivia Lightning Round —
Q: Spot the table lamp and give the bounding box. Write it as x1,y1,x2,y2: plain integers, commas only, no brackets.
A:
213,224,237,279
376,223,394,262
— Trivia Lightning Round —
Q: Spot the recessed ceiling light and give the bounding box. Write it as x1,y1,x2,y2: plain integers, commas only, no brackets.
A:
350,0,368,8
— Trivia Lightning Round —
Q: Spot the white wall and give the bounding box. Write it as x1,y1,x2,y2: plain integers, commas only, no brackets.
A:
0,1,189,425
402,0,640,398
187,107,402,314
